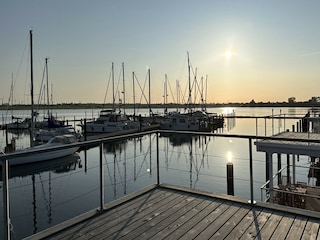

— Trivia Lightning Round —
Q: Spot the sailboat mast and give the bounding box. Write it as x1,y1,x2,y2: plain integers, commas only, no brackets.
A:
205,74,208,112
45,57,50,118
148,69,151,116
112,62,115,111
176,80,180,112
30,30,35,146
187,51,191,113
122,62,126,115
132,72,136,116
10,73,14,117
164,74,168,114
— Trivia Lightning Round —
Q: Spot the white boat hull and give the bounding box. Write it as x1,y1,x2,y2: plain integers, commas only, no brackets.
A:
1,134,79,166
7,147,79,166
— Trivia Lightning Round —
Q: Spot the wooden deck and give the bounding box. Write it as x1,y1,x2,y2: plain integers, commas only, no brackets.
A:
25,184,320,240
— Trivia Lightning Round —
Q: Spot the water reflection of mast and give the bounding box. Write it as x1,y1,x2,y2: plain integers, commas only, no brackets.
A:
133,137,137,181
165,135,169,170
113,151,116,197
32,175,37,234
32,171,53,234
149,133,152,177
189,138,193,189
192,136,210,188
134,134,154,180
48,172,52,223
124,143,127,195
103,140,128,197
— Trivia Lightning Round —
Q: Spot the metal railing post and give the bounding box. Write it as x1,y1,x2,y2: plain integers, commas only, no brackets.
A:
156,133,160,185
248,138,255,205
99,142,104,211
2,159,11,240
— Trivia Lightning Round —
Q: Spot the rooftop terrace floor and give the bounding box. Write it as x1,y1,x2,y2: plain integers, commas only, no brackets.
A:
25,184,320,240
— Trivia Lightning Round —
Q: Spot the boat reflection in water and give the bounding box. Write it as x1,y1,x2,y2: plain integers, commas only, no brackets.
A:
103,138,128,154
0,153,81,179
0,153,82,237
160,132,203,146
160,132,212,190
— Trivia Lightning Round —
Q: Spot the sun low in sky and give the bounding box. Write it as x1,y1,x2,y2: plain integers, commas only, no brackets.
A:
224,50,233,59
1,1,320,104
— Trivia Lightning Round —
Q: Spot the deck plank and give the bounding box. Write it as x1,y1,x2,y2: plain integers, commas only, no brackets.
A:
239,208,273,240
106,192,196,240
300,219,320,240
209,205,251,239
285,215,308,239
48,188,172,240
191,203,242,240
226,207,264,239
24,185,320,240
163,199,228,239
102,191,187,239
148,197,221,240
269,213,295,239
123,195,207,239
256,211,285,239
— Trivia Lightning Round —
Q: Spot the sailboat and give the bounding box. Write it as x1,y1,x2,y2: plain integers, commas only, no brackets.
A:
159,52,223,132
34,58,80,142
2,30,79,165
82,63,139,134
6,75,30,129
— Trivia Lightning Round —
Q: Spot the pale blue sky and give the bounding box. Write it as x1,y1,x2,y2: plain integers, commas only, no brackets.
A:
1,1,320,104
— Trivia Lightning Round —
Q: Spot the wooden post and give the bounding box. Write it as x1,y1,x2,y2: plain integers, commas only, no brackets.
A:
227,162,234,195
277,153,282,184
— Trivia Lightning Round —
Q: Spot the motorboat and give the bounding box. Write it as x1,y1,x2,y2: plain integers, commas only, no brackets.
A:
35,126,81,143
1,134,79,166
82,109,139,134
159,111,211,131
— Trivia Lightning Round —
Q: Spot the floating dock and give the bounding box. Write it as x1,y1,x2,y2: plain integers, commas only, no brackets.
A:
256,131,320,208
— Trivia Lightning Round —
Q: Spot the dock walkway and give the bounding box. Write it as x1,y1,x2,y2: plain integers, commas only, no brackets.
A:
26,184,320,240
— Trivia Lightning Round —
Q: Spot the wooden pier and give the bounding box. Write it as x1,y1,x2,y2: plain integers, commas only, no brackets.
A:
25,184,320,240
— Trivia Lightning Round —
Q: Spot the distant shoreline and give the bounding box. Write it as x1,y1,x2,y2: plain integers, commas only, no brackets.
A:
1,102,319,110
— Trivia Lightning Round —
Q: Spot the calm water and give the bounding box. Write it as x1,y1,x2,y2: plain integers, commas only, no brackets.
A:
0,107,313,239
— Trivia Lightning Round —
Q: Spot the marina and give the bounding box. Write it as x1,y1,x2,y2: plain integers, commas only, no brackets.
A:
1,107,320,239
1,2,320,239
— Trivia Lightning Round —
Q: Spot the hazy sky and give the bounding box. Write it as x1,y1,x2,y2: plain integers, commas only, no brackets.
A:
1,1,320,105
